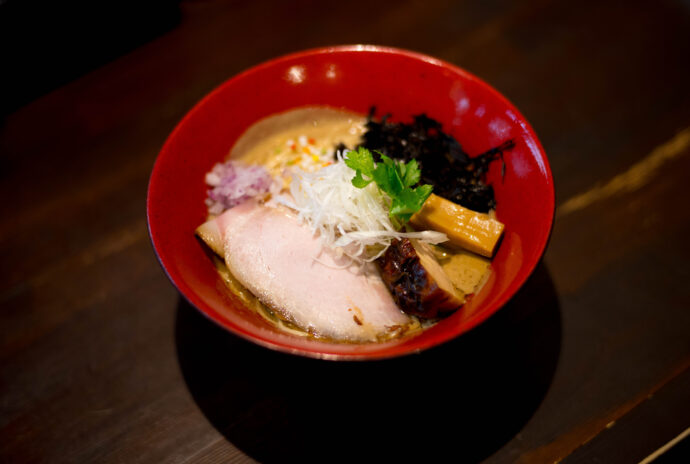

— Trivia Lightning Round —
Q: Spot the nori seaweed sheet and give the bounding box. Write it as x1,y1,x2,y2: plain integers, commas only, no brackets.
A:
338,107,515,213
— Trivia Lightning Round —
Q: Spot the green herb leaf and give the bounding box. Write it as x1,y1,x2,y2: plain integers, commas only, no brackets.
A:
401,159,421,187
345,147,433,226
351,171,372,188
344,146,375,177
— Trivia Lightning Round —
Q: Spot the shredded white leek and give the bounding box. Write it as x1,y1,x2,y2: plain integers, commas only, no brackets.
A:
273,153,447,264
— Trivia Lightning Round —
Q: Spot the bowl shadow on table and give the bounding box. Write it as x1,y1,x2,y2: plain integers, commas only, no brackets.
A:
175,262,562,463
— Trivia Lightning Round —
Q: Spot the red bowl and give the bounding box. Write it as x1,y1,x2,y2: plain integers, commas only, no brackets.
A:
147,45,554,360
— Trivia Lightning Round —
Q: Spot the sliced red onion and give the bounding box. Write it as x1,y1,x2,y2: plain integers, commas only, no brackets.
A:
204,160,272,215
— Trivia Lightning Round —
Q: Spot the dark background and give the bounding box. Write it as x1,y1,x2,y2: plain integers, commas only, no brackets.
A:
0,0,181,116
1,1,689,463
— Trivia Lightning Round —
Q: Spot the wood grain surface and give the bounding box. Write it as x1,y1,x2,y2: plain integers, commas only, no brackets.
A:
1,1,689,462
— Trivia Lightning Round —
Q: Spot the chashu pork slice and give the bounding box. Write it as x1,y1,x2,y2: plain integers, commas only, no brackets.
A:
377,238,465,319
196,200,413,342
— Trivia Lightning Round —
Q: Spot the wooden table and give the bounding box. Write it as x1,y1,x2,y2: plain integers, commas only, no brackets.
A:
2,1,689,462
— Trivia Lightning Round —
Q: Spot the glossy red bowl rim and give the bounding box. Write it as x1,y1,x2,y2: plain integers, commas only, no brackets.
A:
147,45,554,360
